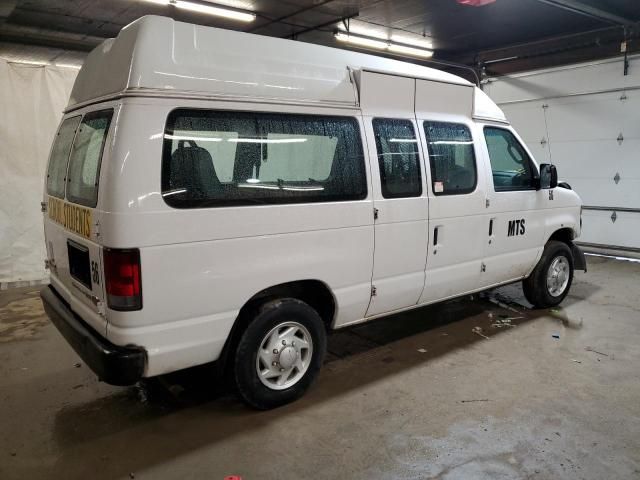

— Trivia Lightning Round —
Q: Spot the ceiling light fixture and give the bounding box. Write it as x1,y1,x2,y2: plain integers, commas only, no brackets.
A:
6,59,48,67
334,32,388,50
388,44,434,58
54,63,82,69
390,34,433,50
335,31,434,59
143,0,256,22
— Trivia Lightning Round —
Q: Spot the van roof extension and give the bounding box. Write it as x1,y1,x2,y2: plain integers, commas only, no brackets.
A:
67,15,506,123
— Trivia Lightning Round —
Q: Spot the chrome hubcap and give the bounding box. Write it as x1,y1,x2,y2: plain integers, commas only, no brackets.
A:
547,255,570,297
256,321,313,390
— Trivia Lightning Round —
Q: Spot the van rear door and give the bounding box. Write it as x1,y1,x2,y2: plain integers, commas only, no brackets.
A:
43,109,114,334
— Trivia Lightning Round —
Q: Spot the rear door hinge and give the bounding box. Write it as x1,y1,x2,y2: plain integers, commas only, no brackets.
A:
371,285,377,297
481,262,486,273
41,201,48,213
485,198,490,208
373,208,379,220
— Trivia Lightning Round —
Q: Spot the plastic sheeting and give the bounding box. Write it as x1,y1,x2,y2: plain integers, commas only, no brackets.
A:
0,60,78,284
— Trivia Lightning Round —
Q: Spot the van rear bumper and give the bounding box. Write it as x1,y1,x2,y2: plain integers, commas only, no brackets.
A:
40,286,146,386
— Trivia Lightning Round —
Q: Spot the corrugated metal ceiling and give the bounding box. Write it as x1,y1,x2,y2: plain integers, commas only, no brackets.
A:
1,0,639,76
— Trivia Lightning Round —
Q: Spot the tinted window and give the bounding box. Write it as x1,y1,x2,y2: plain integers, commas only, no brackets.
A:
162,110,366,208
424,121,476,195
66,110,113,207
46,116,81,198
372,118,421,198
484,127,535,191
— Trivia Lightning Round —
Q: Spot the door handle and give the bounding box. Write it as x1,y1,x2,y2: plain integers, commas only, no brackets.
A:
433,226,439,246
488,218,495,245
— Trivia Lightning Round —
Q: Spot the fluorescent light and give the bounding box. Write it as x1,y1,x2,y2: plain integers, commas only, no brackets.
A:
335,31,388,50
165,134,222,142
390,34,433,50
238,184,280,190
54,63,82,69
228,138,308,144
162,188,187,196
8,60,48,67
142,0,255,22
6,60,84,69
388,43,433,58
283,186,324,191
175,1,256,22
334,31,433,59
389,138,418,143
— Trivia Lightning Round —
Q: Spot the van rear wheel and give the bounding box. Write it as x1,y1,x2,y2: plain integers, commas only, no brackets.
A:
523,240,574,308
234,298,326,410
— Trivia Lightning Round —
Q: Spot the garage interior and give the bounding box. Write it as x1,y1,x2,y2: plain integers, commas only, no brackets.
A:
1,0,639,479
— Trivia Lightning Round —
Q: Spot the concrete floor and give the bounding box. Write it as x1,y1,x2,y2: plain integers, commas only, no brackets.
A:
1,255,639,480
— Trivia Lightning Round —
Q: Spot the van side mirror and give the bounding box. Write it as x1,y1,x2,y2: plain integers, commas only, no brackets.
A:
539,163,558,190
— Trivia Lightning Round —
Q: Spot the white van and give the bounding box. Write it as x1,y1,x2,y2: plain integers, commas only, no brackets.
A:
41,16,586,409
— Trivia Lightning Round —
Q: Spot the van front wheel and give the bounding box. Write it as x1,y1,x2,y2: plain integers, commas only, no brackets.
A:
523,240,574,308
234,298,326,409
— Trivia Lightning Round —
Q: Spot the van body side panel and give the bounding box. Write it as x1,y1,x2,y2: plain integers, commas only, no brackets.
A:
101,100,374,374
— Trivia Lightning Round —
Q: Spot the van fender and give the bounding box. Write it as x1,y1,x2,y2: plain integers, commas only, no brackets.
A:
542,219,587,273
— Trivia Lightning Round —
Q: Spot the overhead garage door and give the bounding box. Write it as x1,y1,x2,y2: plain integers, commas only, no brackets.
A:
486,55,640,253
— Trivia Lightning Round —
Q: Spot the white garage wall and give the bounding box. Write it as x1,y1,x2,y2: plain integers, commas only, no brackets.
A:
484,55,640,252
0,59,78,286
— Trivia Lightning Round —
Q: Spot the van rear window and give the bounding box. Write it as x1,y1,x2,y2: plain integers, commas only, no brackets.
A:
46,116,81,198
66,110,113,207
161,110,366,208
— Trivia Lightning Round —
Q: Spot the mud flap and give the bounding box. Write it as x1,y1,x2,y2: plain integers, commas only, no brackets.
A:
571,243,587,272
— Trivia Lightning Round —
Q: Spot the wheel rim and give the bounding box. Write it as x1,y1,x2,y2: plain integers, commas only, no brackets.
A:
546,255,570,297
256,321,313,391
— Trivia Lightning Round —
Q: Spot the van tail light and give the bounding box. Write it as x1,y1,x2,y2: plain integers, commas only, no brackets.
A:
104,248,142,311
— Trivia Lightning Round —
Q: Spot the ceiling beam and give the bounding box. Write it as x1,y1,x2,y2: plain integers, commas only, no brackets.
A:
249,0,338,33
0,24,102,52
534,0,636,27
284,13,359,39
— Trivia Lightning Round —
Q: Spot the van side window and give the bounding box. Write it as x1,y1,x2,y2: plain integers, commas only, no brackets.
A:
372,118,421,198
66,110,113,207
484,127,535,192
161,110,367,208
424,121,477,195
46,116,81,199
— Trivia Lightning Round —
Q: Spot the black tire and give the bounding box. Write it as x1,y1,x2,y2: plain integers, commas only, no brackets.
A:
234,298,326,410
523,240,574,308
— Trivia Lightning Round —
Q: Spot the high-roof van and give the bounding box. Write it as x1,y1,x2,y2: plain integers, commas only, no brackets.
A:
40,16,586,409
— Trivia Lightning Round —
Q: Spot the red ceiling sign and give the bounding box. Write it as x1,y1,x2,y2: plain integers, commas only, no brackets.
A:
457,0,497,6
